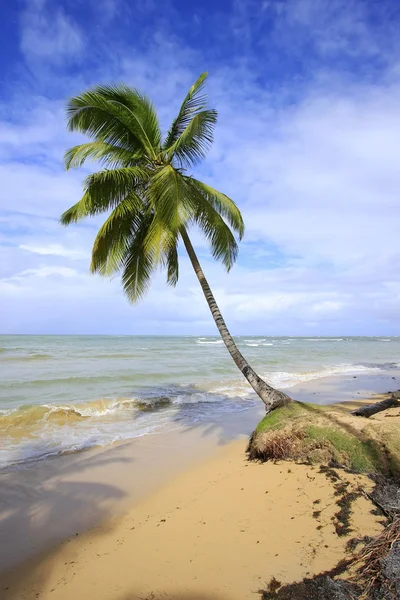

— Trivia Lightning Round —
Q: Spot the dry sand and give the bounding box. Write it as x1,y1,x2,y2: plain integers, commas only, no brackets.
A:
1,438,384,600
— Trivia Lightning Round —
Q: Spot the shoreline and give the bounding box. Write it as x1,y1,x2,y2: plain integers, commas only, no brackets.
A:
0,402,264,572
1,372,399,597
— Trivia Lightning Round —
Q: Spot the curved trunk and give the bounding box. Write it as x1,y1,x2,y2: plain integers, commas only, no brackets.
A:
181,229,291,411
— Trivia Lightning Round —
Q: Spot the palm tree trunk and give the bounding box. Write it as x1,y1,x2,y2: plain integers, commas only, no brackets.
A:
181,229,292,411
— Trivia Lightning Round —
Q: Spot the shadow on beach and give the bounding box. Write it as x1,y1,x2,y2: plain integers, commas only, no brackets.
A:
0,442,133,570
0,394,263,599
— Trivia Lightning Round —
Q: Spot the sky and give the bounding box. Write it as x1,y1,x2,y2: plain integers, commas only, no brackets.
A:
1,0,400,336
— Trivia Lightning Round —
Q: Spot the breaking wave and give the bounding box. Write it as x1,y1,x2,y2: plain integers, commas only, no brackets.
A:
265,363,380,389
0,389,244,432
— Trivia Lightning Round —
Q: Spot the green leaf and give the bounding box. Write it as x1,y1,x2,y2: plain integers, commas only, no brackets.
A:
185,177,244,239
164,242,179,286
90,193,144,275
165,109,217,168
163,73,209,149
83,166,148,208
146,166,189,248
94,84,161,150
186,186,239,271
64,142,133,170
66,85,161,157
60,192,92,225
121,213,156,302
60,166,147,225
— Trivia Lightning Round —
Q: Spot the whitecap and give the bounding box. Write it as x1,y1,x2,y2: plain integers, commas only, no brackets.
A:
264,363,380,389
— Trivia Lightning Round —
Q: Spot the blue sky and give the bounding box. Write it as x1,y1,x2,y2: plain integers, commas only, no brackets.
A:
1,0,400,335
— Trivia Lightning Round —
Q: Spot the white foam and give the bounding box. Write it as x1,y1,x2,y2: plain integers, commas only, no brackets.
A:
170,392,226,404
265,364,380,389
41,400,124,418
304,338,344,342
196,339,224,345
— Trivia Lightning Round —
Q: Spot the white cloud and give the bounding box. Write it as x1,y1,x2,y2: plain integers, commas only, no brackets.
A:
20,0,84,65
19,244,89,260
12,266,81,280
209,74,400,275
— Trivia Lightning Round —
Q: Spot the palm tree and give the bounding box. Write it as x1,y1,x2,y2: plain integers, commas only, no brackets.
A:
60,73,291,411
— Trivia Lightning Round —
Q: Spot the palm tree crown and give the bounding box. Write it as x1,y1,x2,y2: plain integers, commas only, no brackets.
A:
61,73,244,301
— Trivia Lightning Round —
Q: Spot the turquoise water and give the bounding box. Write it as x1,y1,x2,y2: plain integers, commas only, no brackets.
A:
1,335,399,468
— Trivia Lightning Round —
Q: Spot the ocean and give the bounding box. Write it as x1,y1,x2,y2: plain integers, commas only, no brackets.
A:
1,335,399,469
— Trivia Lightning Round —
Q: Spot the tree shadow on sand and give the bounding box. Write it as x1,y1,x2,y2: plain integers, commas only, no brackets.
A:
0,392,263,600
0,442,133,571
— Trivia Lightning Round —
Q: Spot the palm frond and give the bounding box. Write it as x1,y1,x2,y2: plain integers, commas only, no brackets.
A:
164,242,179,286
60,192,92,225
92,84,161,152
163,73,208,149
90,194,144,276
60,167,146,225
143,217,179,271
64,142,133,170
190,197,239,271
147,165,189,236
121,213,156,302
83,165,148,211
66,86,160,157
165,109,217,168
185,177,244,239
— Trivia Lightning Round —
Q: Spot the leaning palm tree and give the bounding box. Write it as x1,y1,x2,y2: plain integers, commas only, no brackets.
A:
60,73,291,411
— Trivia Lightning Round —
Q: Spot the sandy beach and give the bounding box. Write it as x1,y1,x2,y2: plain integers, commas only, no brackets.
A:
0,439,386,600
2,378,399,600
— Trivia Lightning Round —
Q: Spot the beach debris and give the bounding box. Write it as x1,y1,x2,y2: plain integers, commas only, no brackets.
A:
351,393,400,418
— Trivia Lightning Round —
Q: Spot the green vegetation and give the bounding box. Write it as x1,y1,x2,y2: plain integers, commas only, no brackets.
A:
305,424,382,473
255,401,320,434
249,400,399,476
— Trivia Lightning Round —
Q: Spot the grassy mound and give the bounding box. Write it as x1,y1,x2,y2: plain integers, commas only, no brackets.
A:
248,400,400,477
253,397,400,599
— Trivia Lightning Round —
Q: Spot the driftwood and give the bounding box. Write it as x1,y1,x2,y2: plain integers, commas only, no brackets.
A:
351,394,400,418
